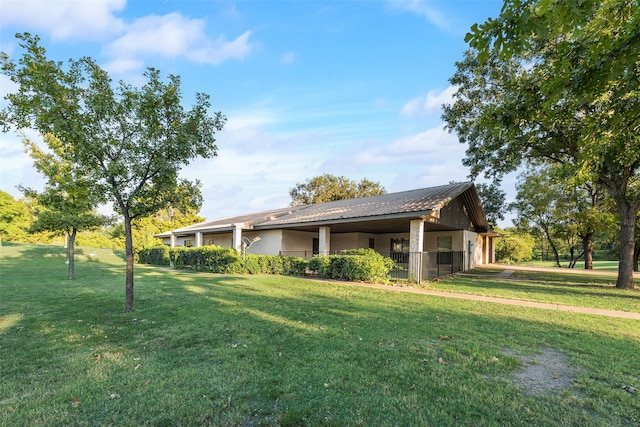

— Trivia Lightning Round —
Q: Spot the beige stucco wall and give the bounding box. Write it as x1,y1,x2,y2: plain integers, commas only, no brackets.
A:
242,230,282,255
203,233,233,248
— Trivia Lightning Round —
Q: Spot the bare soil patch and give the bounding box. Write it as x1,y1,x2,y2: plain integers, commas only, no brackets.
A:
505,347,577,395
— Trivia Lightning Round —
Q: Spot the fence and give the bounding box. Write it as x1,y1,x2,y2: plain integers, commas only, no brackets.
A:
380,251,465,283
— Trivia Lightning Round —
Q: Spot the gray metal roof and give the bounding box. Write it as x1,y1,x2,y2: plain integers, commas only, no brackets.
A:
259,181,479,226
159,182,489,237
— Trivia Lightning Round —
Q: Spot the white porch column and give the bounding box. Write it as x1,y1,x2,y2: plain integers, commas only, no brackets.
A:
232,224,243,252
409,219,424,282
170,232,177,248
195,231,203,248
489,236,495,263
319,226,331,256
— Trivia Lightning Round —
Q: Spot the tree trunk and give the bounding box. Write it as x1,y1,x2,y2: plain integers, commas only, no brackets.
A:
67,229,77,280
583,234,593,270
615,201,638,289
123,214,135,313
544,229,562,268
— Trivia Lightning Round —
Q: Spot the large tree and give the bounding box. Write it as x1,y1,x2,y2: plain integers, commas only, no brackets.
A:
511,164,616,269
20,134,107,279
1,33,225,311
443,0,639,288
289,174,386,206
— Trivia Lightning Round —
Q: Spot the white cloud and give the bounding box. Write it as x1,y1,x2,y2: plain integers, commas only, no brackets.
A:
324,125,463,171
386,0,450,30
103,13,252,71
0,0,126,40
400,86,457,117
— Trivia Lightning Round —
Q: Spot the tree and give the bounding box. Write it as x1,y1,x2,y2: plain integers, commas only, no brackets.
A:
1,33,225,312
289,174,386,206
511,164,616,269
443,0,640,288
494,227,535,263
20,134,107,279
475,182,506,227
0,190,31,243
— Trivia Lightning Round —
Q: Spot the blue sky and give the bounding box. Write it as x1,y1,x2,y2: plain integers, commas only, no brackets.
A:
1,0,513,225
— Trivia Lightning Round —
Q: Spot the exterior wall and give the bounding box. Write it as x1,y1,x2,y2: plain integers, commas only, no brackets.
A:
423,230,466,252
242,230,282,255
437,198,473,229
203,233,232,247
280,230,316,257
463,230,484,269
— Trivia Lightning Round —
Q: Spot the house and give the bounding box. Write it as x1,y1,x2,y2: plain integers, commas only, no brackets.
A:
157,182,498,281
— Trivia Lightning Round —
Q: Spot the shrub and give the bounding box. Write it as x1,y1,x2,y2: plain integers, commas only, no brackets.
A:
312,249,395,283
138,245,170,265
244,254,307,276
169,246,244,273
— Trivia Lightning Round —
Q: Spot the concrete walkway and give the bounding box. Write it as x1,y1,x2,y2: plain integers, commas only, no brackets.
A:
313,266,640,320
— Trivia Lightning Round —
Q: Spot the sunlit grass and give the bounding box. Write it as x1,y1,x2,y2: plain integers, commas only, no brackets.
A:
429,267,640,312
1,242,638,426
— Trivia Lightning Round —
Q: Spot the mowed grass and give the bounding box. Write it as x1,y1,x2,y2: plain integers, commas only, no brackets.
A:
429,267,640,312
1,243,639,426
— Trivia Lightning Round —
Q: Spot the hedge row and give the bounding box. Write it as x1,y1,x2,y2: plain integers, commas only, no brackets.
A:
138,245,395,283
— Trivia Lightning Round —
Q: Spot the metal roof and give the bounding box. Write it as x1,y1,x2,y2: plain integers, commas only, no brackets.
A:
158,182,489,237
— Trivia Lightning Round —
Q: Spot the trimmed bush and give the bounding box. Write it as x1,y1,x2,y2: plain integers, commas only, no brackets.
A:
170,246,245,273
310,249,395,283
138,245,170,266
244,254,307,276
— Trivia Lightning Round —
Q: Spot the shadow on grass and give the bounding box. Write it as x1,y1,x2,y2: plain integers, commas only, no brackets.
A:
2,245,640,426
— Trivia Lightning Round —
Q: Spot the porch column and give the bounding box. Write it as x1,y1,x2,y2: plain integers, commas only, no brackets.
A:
170,232,177,249
319,226,331,256
489,237,495,263
409,219,424,282
195,231,203,248
232,224,243,252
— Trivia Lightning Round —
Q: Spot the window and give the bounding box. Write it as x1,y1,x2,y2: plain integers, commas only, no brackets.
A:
390,238,410,253
437,236,452,264
390,238,410,263
184,240,193,247
369,238,375,249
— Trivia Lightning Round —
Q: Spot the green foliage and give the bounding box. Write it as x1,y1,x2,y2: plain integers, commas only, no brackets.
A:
244,254,308,276
1,33,226,309
310,249,395,283
445,0,640,287
132,208,204,252
495,228,536,263
138,245,171,266
475,182,506,227
167,246,307,276
0,190,31,242
289,174,386,206
170,246,244,274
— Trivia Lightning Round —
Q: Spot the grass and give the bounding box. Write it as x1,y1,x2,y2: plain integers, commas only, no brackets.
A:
429,267,640,312
1,242,639,426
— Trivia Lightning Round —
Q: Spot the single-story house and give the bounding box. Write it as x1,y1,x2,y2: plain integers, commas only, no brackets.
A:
157,181,498,281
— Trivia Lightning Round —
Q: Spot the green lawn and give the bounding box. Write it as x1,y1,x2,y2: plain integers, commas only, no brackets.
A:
1,243,639,426
429,267,640,312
